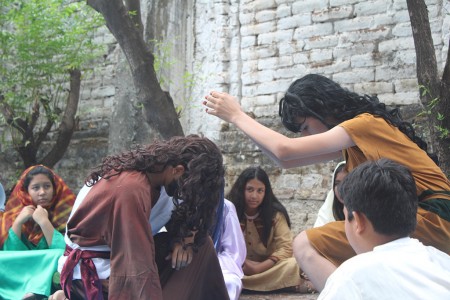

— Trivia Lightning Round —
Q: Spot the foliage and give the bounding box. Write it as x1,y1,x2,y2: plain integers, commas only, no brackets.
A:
149,38,204,117
150,38,176,89
0,0,104,146
418,85,449,140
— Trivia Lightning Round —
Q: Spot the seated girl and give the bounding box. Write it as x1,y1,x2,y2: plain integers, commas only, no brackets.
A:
227,166,312,293
0,165,75,300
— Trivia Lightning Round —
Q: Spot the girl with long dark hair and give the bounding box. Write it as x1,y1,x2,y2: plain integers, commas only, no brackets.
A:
227,166,308,293
204,74,450,292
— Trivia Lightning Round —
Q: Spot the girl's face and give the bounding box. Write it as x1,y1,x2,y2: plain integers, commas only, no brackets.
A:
295,117,330,136
244,178,266,214
333,170,348,204
27,174,54,208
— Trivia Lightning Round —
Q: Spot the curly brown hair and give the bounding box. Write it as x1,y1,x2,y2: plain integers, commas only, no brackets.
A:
86,134,225,247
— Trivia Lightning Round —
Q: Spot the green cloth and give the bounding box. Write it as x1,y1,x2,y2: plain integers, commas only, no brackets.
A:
418,198,450,223
418,190,450,222
3,228,65,250
0,229,65,299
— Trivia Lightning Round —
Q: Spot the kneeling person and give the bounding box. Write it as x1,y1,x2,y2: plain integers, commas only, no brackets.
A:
55,135,229,300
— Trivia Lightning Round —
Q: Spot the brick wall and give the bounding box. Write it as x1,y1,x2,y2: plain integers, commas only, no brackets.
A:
1,0,448,235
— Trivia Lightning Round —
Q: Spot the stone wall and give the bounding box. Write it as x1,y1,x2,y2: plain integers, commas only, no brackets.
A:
186,0,448,233
1,0,448,235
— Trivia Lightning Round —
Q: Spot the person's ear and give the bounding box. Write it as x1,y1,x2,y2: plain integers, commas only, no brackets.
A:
173,165,185,177
352,211,367,234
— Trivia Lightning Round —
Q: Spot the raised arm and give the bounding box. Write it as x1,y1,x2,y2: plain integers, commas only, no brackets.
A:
204,91,353,167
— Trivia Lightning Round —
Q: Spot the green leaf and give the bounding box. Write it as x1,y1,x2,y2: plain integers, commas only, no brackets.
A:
0,0,105,149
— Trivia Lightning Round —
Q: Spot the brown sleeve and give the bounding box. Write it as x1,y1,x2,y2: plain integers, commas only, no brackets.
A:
340,113,450,194
106,172,163,300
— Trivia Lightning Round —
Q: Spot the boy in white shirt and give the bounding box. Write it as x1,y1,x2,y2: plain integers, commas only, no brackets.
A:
319,158,450,300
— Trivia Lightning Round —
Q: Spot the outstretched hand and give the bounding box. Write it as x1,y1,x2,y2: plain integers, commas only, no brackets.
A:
203,91,243,123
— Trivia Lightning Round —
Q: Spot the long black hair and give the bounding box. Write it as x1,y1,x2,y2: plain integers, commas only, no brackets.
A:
86,134,225,248
227,166,290,246
279,74,437,164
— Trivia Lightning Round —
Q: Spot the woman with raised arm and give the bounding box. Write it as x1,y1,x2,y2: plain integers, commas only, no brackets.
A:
204,74,450,292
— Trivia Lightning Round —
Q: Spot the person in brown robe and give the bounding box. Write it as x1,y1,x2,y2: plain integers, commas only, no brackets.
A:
49,135,229,300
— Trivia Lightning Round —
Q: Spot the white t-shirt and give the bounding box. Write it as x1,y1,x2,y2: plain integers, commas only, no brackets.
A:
319,237,450,300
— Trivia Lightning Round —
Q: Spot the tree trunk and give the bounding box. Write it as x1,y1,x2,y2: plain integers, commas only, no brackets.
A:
407,0,450,176
0,69,81,168
41,69,81,168
438,38,450,176
88,0,184,139
0,95,39,167
124,0,144,38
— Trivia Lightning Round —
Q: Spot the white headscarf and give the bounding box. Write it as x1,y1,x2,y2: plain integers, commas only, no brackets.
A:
314,161,346,227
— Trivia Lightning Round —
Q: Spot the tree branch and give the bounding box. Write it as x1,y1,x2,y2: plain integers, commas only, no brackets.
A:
406,0,440,97
87,0,184,139
41,68,81,167
0,94,29,135
29,100,40,132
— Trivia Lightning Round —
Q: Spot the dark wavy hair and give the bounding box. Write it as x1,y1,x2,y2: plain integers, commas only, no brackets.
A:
227,166,290,246
279,74,437,164
86,134,225,247
340,158,417,237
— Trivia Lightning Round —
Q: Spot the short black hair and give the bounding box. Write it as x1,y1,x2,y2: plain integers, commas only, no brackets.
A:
339,158,418,237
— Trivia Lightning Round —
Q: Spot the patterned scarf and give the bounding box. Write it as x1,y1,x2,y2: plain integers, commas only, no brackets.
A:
0,165,75,247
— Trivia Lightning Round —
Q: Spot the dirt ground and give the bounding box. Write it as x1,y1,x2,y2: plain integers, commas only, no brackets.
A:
239,290,319,300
